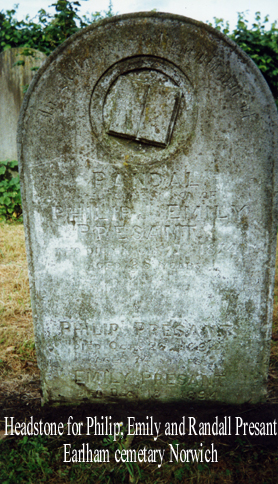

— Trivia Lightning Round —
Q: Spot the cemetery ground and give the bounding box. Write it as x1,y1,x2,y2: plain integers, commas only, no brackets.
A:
0,222,277,484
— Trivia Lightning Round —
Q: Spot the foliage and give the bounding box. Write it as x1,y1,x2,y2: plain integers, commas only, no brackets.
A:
211,12,278,106
0,1,115,221
0,430,277,484
0,435,54,483
0,1,115,56
0,4,277,104
0,161,22,222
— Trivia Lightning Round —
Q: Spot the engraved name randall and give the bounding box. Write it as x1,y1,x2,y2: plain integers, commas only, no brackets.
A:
107,76,181,148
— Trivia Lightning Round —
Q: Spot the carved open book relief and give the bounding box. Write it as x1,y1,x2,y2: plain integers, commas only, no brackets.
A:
106,76,181,148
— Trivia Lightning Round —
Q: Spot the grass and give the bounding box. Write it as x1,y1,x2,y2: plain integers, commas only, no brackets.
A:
0,221,277,483
0,222,36,380
0,427,277,483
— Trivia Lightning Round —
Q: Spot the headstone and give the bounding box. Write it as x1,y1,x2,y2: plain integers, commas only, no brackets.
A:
18,13,278,405
0,48,46,160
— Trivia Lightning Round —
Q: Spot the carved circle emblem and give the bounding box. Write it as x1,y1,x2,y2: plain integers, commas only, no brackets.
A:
90,56,197,165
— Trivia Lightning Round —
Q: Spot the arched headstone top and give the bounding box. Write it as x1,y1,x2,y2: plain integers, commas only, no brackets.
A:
18,13,278,405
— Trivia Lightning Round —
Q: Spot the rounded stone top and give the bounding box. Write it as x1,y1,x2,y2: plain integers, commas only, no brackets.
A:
18,12,277,169
17,12,278,406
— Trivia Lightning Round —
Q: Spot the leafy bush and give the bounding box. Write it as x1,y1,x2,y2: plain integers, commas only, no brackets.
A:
0,4,276,105
0,7,277,223
0,0,114,56
211,12,278,106
0,161,22,222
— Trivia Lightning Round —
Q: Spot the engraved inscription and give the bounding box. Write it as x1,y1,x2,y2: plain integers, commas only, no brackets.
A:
70,369,228,401
19,14,277,406
38,101,56,118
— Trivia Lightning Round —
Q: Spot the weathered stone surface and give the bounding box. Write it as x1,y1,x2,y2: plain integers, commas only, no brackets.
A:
0,48,46,160
18,13,278,405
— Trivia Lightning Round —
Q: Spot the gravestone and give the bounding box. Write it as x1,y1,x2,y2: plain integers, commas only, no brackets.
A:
18,13,278,405
0,48,46,160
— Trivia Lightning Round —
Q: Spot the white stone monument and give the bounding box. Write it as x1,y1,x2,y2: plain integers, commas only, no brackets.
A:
18,13,278,404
